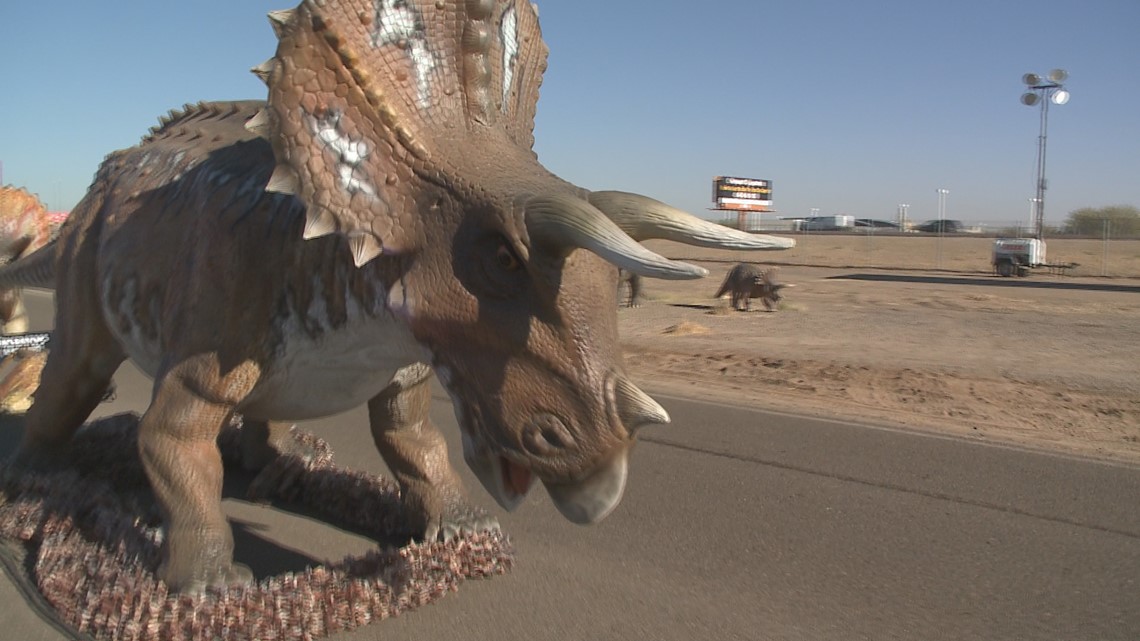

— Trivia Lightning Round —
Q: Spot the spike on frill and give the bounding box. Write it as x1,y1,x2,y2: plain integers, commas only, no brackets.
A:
251,59,275,85
265,164,300,195
267,9,296,38
302,208,338,240
245,109,272,137
346,231,384,267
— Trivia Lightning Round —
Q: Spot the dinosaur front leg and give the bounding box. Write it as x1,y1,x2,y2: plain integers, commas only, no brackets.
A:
367,363,499,541
138,357,259,593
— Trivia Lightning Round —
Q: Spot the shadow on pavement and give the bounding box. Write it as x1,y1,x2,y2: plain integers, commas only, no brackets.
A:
0,412,410,581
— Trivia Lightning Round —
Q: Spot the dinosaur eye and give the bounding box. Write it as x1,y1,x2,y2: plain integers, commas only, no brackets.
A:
464,234,527,299
496,243,522,271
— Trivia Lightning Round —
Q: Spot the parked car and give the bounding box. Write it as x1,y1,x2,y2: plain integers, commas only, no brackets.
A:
915,219,962,233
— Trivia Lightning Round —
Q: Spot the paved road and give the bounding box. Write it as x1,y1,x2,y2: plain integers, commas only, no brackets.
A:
3,291,1139,640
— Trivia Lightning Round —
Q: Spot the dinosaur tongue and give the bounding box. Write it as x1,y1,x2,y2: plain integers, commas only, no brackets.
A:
501,457,533,498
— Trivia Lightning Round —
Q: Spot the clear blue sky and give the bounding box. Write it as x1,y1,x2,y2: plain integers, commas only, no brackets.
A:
2,0,1137,227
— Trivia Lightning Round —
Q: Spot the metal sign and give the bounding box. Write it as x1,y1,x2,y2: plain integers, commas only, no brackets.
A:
713,176,773,211
0,332,51,357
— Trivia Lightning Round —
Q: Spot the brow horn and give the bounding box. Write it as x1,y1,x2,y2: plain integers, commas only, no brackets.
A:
524,195,708,280
588,190,795,249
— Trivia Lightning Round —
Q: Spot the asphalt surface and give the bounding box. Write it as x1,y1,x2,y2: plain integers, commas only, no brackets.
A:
3,290,1139,641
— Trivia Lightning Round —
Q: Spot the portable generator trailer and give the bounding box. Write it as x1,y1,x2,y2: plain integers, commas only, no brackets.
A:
991,238,1077,277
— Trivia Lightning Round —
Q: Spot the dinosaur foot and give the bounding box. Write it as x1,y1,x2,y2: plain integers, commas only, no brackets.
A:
158,558,254,595
424,502,501,543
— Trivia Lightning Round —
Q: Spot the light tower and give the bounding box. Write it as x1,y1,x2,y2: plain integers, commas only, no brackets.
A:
1021,69,1070,241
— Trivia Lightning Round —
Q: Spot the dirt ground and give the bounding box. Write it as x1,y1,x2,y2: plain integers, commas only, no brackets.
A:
621,238,1140,465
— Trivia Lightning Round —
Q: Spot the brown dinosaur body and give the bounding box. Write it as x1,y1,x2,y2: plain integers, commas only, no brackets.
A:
2,0,793,593
714,263,790,311
0,186,57,334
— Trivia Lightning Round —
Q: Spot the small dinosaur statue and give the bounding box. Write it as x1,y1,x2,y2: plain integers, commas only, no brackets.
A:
0,0,794,593
0,186,58,334
617,269,643,308
714,263,792,311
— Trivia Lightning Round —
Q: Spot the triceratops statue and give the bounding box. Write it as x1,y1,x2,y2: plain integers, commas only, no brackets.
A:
0,0,793,593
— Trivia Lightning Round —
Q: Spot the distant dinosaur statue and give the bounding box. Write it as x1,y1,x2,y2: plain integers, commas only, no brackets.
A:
714,264,792,311
0,186,59,334
617,270,643,308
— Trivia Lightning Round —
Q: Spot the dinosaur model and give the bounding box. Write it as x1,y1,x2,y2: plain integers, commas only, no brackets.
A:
0,0,794,593
617,269,643,308
0,186,58,334
714,263,792,311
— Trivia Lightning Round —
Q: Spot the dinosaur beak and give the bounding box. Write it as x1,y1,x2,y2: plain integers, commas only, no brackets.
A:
542,446,630,524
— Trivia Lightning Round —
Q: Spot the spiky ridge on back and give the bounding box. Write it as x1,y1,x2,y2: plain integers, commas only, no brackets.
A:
251,0,548,266
142,102,255,145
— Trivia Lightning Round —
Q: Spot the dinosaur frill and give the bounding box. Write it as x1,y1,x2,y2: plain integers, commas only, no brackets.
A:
249,0,547,266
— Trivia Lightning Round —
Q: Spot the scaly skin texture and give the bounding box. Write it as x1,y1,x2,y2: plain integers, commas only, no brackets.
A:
714,264,790,311
0,186,57,333
4,0,794,594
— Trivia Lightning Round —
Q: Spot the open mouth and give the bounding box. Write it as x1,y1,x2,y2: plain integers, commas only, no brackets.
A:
462,428,630,524
501,455,534,499
462,430,536,512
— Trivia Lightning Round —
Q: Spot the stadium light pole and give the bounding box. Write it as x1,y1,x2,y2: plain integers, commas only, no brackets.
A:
1021,69,1069,242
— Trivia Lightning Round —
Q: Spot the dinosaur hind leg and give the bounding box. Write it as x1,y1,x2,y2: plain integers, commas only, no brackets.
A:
13,315,124,465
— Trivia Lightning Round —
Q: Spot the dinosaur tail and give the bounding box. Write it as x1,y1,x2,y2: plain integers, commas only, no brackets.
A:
0,240,57,290
713,271,733,299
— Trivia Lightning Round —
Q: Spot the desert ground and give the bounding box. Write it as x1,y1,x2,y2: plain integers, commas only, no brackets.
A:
621,236,1140,464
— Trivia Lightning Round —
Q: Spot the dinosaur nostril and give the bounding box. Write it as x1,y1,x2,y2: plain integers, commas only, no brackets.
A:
521,414,574,456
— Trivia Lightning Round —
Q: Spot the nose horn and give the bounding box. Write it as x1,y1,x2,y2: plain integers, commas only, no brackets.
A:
614,377,670,433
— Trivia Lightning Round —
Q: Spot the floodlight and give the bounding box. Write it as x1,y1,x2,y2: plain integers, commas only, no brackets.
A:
1023,73,1042,86
1050,89,1070,105
1048,69,1068,83
1021,92,1039,106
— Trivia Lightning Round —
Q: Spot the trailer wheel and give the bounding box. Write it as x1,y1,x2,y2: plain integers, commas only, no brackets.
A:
995,260,1014,277
1016,265,1030,277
